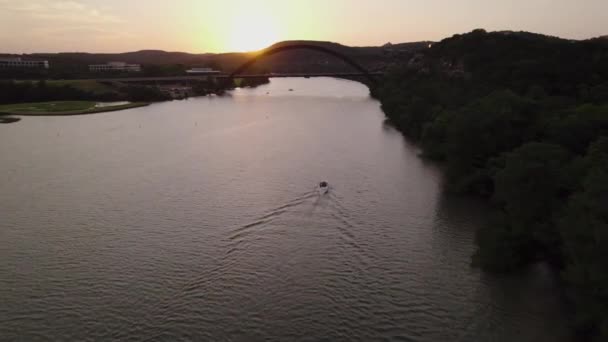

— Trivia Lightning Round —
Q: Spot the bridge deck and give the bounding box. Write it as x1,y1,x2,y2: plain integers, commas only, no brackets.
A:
84,73,383,83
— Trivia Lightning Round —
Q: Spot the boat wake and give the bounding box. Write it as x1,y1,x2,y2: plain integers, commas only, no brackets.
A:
226,190,318,244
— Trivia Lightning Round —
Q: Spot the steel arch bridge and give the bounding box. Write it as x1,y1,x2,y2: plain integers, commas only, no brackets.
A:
228,43,378,85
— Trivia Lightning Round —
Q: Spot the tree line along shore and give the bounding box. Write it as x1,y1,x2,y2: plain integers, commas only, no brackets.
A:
375,30,608,341
0,77,269,116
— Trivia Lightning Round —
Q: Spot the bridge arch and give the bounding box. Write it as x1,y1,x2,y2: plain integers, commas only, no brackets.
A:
228,44,377,85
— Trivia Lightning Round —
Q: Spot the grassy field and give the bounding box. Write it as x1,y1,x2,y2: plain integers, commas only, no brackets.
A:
0,101,148,115
0,101,96,113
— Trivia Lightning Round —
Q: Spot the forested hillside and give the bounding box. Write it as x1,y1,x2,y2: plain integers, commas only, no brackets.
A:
376,29,608,340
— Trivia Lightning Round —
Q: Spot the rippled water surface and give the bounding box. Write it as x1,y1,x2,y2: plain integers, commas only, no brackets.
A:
1,78,571,341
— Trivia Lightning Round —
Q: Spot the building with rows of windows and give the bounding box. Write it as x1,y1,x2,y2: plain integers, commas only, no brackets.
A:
89,61,141,72
0,57,49,69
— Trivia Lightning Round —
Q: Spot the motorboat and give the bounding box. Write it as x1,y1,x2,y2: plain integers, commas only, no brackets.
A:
318,181,329,195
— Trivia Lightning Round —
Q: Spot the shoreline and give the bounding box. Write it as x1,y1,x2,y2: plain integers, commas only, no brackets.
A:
0,102,149,116
0,77,270,118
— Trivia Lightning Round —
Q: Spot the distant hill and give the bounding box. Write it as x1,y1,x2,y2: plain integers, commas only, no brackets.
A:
253,40,431,73
27,50,213,68
417,29,608,85
0,40,431,75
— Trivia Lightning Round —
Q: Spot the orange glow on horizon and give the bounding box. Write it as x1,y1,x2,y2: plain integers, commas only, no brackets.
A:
189,0,329,53
226,6,281,52
3,0,607,54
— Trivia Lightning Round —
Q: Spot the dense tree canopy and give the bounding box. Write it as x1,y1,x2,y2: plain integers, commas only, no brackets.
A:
560,138,608,337
376,30,608,340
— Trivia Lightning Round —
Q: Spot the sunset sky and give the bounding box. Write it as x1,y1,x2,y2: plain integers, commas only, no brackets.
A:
1,0,607,53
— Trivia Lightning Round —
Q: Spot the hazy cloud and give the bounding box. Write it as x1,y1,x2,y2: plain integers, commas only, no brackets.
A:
0,0,122,24
0,0,135,52
1,0,607,53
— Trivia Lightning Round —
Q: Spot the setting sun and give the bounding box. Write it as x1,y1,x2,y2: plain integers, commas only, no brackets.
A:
227,12,281,52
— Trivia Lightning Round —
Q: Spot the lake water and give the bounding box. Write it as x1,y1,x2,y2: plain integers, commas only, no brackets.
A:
0,78,571,341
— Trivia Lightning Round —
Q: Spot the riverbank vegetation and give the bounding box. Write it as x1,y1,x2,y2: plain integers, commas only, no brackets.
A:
0,77,269,106
0,79,169,104
376,29,608,340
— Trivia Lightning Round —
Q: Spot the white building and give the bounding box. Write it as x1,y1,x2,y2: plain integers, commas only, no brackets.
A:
89,61,141,72
0,57,49,69
186,67,221,75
